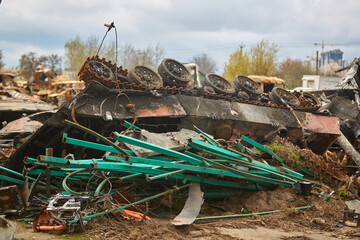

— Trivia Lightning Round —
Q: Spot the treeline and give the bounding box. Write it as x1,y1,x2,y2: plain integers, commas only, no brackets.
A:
1,37,336,89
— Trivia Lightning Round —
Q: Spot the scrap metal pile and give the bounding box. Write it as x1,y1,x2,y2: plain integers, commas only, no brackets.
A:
0,118,316,232
1,52,360,235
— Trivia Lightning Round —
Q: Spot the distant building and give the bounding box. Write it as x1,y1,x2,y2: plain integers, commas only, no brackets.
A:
304,57,317,72
302,75,341,90
321,49,343,66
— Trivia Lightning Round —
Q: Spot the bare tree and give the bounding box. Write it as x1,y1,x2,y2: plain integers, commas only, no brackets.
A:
276,57,315,89
18,52,62,78
45,54,62,71
319,63,345,77
64,36,86,73
190,53,216,74
19,52,41,79
64,35,115,73
118,43,165,70
64,35,165,73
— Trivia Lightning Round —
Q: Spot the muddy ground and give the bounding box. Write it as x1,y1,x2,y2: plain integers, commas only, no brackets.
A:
13,187,360,239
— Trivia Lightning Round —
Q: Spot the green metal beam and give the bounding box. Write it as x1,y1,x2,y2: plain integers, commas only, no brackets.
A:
0,175,26,185
193,125,218,146
121,120,141,130
113,132,208,166
187,138,249,161
0,166,48,186
60,159,265,189
240,135,285,166
184,150,294,186
64,120,129,156
105,155,244,179
187,139,301,183
63,133,135,156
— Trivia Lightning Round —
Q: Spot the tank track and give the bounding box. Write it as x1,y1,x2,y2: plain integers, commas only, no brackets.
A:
78,56,320,113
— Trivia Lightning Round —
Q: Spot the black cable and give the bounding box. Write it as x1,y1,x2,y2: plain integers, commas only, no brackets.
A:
96,22,115,56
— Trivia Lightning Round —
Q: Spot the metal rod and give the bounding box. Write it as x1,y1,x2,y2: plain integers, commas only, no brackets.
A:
94,176,119,196
120,172,143,181
0,175,25,185
62,168,89,196
28,172,45,202
32,156,267,189
193,124,218,146
195,206,311,222
105,155,243,179
64,120,129,156
45,148,52,197
187,139,299,185
148,169,185,181
0,166,48,186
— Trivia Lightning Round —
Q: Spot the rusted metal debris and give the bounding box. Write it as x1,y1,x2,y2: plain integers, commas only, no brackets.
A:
3,79,340,173
0,185,25,214
30,65,85,106
2,50,360,234
2,54,342,174
0,89,57,124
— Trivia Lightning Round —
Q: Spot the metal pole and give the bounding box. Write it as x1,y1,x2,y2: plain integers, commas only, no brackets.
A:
316,50,319,75
195,206,311,222
45,148,53,197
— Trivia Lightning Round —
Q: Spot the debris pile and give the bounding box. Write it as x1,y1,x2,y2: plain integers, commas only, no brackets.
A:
271,137,360,196
0,119,317,232
1,52,360,238
27,65,85,106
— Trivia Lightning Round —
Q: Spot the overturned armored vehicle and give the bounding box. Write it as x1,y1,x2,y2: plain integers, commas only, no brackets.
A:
5,56,340,172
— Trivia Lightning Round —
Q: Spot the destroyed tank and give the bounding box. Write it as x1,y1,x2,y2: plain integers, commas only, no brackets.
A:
5,56,340,173
77,56,339,154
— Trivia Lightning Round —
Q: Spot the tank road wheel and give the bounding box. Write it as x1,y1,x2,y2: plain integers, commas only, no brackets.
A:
232,75,262,96
128,66,163,88
116,73,131,83
203,86,216,94
205,73,235,95
269,87,300,107
302,92,321,109
85,60,114,80
158,58,191,87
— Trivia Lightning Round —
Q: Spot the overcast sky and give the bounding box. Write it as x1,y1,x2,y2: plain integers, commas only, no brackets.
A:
1,0,359,73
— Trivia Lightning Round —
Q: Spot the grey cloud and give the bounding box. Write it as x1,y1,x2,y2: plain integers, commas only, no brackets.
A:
0,0,359,68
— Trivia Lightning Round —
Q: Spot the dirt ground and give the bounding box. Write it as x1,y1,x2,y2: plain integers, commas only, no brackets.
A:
13,187,360,240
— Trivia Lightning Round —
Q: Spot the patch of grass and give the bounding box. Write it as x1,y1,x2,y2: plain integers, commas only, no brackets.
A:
271,142,280,153
293,152,301,165
270,143,285,159
253,148,261,155
336,189,347,198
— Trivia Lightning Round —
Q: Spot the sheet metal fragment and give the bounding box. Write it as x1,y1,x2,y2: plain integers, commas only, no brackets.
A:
172,182,204,226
